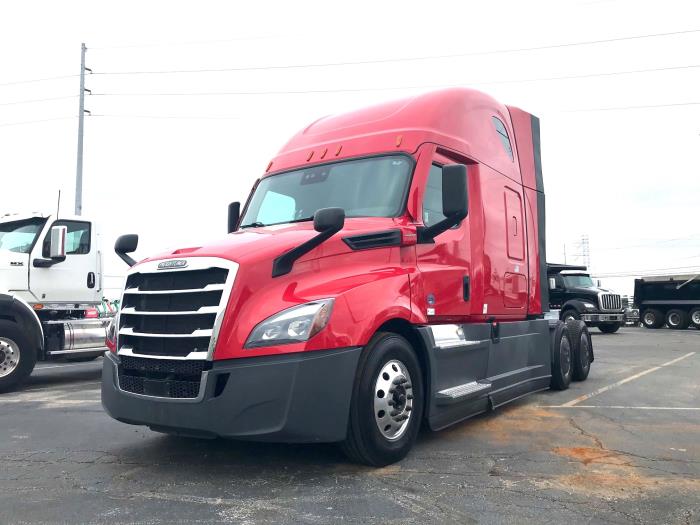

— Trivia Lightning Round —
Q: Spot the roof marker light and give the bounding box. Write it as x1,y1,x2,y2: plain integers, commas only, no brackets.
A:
320,147,328,159
396,135,403,147
307,151,314,161
266,161,273,172
335,145,342,156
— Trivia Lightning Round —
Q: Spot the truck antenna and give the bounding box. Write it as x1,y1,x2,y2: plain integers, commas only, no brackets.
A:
56,190,61,219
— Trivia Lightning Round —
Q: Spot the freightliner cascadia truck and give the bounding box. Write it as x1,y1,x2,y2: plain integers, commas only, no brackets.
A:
1,213,111,391
102,88,594,466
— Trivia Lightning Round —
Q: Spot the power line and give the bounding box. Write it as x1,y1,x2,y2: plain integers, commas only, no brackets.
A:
93,28,700,76
0,74,77,87
0,95,77,107
593,265,700,277
0,116,74,127
91,114,242,120
568,101,700,112
88,63,700,99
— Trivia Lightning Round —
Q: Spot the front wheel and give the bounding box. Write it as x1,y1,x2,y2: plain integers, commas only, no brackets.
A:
0,320,37,393
341,332,424,467
598,322,621,334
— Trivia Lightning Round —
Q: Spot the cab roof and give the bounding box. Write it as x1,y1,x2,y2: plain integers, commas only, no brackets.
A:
267,87,537,187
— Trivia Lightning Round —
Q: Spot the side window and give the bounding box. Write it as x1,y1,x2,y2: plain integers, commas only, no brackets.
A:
422,164,446,227
492,117,514,161
256,191,296,225
422,164,463,229
42,221,91,256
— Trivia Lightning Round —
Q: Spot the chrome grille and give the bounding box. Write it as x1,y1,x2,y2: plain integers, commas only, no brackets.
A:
117,257,238,360
599,293,622,311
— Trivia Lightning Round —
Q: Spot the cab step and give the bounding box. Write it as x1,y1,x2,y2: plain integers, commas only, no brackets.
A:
436,381,492,405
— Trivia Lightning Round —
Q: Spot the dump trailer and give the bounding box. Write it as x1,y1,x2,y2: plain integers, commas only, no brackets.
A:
101,88,594,466
0,213,111,391
635,275,700,330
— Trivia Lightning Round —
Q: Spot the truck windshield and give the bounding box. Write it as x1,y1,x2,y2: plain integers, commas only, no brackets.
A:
0,218,47,253
240,155,413,227
563,275,594,288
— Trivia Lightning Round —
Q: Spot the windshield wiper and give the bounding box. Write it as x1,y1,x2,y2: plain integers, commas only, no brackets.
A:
239,221,266,229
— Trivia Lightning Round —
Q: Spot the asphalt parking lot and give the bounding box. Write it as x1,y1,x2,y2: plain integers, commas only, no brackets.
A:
1,327,698,524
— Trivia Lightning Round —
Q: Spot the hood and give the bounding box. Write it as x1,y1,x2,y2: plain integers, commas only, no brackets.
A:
0,249,30,293
136,217,404,269
567,285,617,296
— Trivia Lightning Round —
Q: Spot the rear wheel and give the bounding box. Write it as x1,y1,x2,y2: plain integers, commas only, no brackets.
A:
598,322,621,334
566,320,592,381
641,309,664,329
689,308,700,329
550,321,572,391
0,320,37,393
666,309,690,330
341,332,424,467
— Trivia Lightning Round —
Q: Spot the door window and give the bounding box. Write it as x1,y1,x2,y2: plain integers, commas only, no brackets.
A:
42,221,91,257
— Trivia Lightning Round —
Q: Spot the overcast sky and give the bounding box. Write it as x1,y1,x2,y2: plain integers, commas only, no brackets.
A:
1,0,698,296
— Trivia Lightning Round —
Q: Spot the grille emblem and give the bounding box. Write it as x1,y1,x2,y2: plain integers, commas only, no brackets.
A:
157,259,188,270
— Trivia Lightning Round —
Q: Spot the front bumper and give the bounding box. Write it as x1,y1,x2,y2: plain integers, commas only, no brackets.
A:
101,347,362,443
581,312,624,323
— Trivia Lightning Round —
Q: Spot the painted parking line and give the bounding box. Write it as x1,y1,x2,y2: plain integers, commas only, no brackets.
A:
542,405,700,411
560,351,696,407
12,381,102,394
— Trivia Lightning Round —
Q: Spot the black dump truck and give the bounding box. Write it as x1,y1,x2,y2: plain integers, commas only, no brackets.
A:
547,264,624,333
634,274,700,330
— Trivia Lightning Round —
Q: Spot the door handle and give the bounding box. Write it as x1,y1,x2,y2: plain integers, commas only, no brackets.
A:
87,272,96,289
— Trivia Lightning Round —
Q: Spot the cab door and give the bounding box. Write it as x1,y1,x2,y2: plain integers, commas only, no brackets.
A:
415,151,471,320
29,219,101,304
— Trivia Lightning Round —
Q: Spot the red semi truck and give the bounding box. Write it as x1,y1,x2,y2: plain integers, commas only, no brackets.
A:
102,88,593,466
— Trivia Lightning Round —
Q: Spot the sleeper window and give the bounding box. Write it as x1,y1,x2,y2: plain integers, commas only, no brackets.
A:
492,117,514,161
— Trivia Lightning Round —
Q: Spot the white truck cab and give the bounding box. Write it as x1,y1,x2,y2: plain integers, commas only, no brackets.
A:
0,213,111,391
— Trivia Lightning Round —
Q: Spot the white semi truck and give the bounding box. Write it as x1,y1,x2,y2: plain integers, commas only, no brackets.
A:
0,213,113,391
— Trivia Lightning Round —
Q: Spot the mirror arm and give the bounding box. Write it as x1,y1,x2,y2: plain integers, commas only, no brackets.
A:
33,256,66,268
117,253,137,267
417,211,467,244
272,225,342,278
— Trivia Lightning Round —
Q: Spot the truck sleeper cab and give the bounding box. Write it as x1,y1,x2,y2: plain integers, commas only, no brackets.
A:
101,88,593,466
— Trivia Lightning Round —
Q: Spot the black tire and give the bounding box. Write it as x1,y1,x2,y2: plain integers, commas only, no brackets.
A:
641,309,664,329
566,320,592,381
689,308,700,329
0,320,37,393
561,309,580,323
341,331,424,467
550,321,572,391
666,309,690,330
598,322,621,334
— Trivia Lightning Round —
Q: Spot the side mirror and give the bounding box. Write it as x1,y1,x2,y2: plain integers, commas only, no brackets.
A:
272,207,345,277
549,277,557,290
115,234,139,267
228,201,240,233
33,226,68,267
49,225,67,259
442,164,468,218
314,207,345,233
418,164,468,243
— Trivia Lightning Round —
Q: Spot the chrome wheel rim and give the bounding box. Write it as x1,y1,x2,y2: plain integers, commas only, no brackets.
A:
692,311,700,325
0,337,20,379
560,337,571,377
643,312,655,326
374,359,413,441
564,314,575,322
668,313,680,326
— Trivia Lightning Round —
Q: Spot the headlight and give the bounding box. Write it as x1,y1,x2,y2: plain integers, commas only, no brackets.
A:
582,302,596,309
245,299,334,348
106,316,117,342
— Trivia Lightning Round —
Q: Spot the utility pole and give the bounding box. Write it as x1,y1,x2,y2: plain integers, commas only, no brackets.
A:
75,43,91,215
